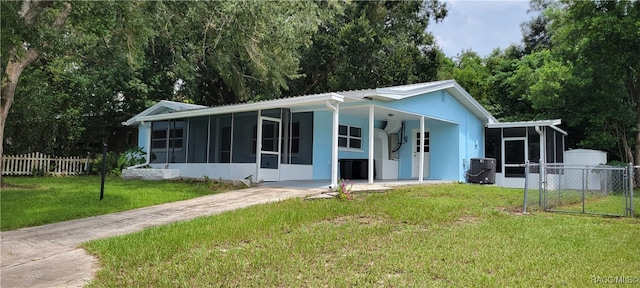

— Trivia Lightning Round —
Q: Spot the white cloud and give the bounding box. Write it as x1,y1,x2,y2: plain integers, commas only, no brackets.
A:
430,0,533,57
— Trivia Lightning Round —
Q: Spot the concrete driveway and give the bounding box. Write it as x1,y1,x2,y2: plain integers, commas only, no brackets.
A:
0,186,324,288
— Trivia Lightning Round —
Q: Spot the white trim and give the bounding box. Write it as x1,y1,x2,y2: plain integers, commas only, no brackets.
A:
125,80,497,127
131,93,345,123
502,137,528,178
326,100,340,189
487,119,561,128
124,100,206,126
338,124,363,150
256,111,262,181
280,164,313,181
338,103,460,124
419,116,425,183
487,119,567,135
257,115,283,182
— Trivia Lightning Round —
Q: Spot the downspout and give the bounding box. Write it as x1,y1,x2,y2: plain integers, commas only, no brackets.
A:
535,126,544,165
326,100,339,189
128,121,152,169
368,105,374,184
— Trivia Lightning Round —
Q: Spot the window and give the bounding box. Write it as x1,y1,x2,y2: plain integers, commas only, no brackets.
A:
415,132,430,153
151,120,186,164
290,122,300,154
338,125,362,150
252,121,279,154
485,128,502,173
282,112,313,165
151,122,184,150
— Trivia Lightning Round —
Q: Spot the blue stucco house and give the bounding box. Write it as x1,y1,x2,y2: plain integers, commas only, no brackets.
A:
124,80,565,188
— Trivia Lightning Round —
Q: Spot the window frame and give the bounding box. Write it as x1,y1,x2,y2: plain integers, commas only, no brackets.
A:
151,124,185,152
338,124,363,151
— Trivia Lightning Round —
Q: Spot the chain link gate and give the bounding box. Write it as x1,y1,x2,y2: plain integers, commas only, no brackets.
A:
524,162,635,217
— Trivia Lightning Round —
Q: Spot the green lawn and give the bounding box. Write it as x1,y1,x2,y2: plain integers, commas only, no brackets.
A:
83,184,640,287
1,176,235,231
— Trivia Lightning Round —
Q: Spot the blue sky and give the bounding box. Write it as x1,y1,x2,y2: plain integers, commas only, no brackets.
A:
430,0,534,58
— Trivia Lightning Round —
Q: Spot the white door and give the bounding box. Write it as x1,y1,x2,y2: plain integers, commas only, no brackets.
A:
412,129,430,179
258,117,281,181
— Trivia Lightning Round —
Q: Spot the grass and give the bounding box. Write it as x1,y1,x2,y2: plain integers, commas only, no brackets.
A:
83,184,640,287
525,188,640,217
1,176,236,231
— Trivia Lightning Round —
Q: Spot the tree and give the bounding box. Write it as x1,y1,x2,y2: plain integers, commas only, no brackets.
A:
521,0,558,54
287,0,448,96
530,0,640,163
1,1,335,178
145,1,335,105
2,1,73,182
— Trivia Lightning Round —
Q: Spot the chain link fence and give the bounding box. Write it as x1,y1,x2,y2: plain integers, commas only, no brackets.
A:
523,162,636,217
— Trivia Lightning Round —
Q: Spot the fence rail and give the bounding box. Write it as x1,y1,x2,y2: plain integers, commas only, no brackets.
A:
523,162,636,217
2,152,90,176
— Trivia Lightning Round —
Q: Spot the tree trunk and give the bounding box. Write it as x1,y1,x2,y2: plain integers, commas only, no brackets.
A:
1,49,40,185
0,1,72,185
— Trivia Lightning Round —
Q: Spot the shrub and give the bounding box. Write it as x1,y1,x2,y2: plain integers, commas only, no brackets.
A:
92,147,147,176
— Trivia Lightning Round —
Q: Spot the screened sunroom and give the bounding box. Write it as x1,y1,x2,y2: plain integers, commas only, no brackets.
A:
146,109,315,180
485,119,566,188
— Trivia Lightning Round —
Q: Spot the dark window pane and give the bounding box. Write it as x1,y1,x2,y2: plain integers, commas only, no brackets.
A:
263,123,274,138
220,126,231,163
503,127,526,137
350,139,361,149
261,108,281,118
528,127,540,162
169,139,183,148
505,167,525,178
152,140,165,149
153,130,166,138
338,137,347,147
220,152,230,163
350,127,361,137
291,139,300,154
260,154,278,169
555,132,564,163
546,127,555,163
485,128,502,173
339,125,348,136
262,139,275,152
505,140,525,164
292,122,300,137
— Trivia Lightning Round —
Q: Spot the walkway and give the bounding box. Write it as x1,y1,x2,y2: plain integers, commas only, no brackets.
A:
1,180,448,287
0,186,324,288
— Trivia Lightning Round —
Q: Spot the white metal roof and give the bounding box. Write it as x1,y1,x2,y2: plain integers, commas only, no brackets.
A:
486,119,568,135
123,100,207,126
124,80,498,125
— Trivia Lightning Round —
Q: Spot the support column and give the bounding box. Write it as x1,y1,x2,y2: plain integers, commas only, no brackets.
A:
326,101,339,189
419,116,425,184
255,111,262,182
368,105,375,184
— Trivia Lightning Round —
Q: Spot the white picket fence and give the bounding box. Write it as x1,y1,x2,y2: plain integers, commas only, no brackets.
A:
2,152,91,176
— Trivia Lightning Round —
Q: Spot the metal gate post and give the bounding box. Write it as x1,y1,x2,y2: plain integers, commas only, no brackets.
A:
582,167,586,213
523,160,530,213
539,160,545,210
628,163,635,217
